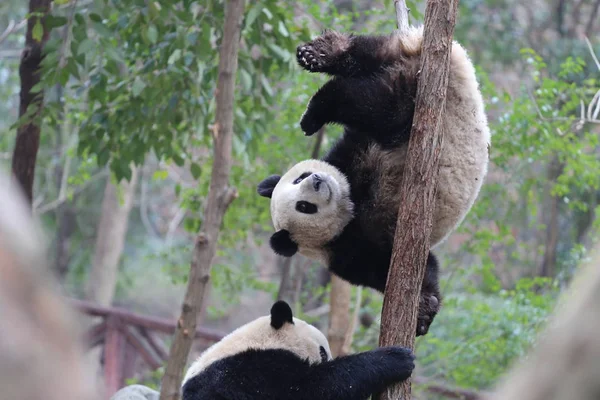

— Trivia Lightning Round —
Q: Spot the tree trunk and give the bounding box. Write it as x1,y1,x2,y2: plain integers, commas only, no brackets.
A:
55,203,76,278
492,244,600,400
376,1,459,399
539,158,564,277
11,0,52,206
158,1,245,399
327,275,352,357
277,257,296,304
85,168,139,306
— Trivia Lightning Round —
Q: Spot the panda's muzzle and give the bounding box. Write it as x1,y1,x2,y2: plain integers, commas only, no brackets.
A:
312,174,324,191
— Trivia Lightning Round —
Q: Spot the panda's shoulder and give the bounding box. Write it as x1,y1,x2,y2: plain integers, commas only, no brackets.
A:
210,348,312,374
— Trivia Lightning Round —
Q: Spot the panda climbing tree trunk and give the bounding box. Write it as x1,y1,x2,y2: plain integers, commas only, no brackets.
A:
376,1,459,400
158,1,245,399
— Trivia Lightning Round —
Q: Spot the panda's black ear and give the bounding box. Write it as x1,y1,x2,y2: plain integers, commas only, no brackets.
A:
271,300,294,329
257,175,281,198
270,230,298,257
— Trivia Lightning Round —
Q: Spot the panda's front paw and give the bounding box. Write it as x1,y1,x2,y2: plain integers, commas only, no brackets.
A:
376,347,415,380
299,110,325,136
416,293,440,337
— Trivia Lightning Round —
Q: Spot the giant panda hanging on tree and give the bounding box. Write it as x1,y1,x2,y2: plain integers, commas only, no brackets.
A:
258,27,490,336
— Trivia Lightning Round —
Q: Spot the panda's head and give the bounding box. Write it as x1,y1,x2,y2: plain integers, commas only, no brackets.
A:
182,301,332,386
257,160,354,259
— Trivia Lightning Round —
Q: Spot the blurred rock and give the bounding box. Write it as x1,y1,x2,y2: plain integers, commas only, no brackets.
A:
110,384,160,400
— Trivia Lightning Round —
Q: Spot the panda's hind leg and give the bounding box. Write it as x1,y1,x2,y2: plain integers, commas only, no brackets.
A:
297,32,392,77
417,252,442,336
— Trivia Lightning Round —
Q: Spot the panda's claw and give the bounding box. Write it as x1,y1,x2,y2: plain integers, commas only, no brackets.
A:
296,42,328,72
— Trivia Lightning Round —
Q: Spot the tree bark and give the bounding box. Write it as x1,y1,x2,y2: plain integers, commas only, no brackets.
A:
158,1,245,399
491,244,600,400
11,0,52,206
85,168,139,307
376,1,459,399
539,158,564,277
327,275,352,357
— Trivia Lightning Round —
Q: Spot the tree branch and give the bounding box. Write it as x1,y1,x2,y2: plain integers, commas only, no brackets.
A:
158,1,245,398
376,0,460,399
0,19,27,45
394,0,410,33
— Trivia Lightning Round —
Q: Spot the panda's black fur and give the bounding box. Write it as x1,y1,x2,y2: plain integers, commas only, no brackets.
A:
258,29,489,336
181,301,415,400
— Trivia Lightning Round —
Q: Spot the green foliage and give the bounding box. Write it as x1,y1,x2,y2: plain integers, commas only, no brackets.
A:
352,277,558,390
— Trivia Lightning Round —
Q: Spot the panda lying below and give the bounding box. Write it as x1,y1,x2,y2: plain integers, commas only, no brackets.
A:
181,301,415,400
258,27,490,336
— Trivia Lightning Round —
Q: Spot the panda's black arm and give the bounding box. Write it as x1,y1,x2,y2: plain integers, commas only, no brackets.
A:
299,76,411,141
326,223,391,292
296,346,415,400
297,32,398,77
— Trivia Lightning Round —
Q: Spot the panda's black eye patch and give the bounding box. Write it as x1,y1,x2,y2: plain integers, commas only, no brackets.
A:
296,201,318,214
319,346,328,362
293,172,312,185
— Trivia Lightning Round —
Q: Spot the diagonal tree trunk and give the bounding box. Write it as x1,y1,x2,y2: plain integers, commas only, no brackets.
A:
376,0,459,399
158,1,245,399
11,0,52,207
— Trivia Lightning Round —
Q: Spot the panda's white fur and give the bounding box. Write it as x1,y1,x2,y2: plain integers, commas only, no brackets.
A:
270,27,490,261
182,313,331,386
271,160,353,263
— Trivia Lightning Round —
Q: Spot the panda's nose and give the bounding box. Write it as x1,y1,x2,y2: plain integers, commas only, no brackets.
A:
312,174,323,191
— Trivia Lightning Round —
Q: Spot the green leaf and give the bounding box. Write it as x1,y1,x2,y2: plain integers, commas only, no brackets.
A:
77,38,94,55
245,5,262,28
89,13,103,23
239,69,252,91
190,162,202,179
32,20,43,42
260,74,274,97
132,77,146,97
262,7,273,19
147,25,158,44
153,170,168,180
46,15,68,29
277,21,289,37
168,49,182,65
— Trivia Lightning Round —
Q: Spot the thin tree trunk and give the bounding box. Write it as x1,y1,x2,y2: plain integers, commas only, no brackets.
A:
539,158,564,277
327,275,352,357
341,286,362,355
158,1,245,398
11,0,52,206
276,256,295,304
85,168,139,306
377,1,459,399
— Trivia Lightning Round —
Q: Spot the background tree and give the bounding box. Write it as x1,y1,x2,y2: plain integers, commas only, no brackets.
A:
10,0,51,205
159,0,245,398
